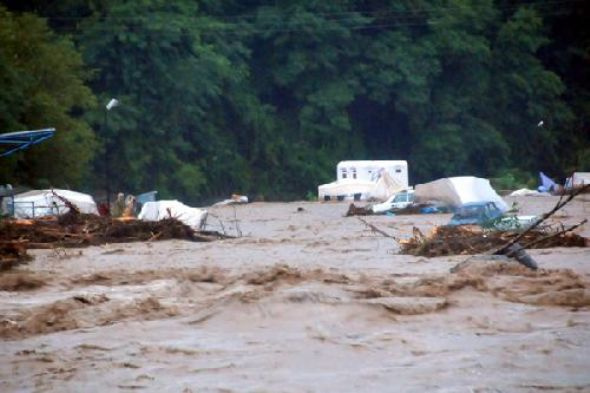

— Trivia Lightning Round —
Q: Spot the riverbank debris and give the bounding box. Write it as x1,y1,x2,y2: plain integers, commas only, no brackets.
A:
0,210,229,251
400,225,587,257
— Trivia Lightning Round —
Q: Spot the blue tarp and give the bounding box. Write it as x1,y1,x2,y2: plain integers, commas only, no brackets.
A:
0,128,55,157
538,171,556,192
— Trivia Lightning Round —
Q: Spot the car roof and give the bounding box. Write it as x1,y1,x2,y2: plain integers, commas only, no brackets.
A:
460,201,496,207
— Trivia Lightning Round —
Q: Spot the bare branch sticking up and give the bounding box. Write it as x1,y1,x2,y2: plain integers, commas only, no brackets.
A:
493,184,590,255
519,219,588,251
51,190,80,215
357,217,397,240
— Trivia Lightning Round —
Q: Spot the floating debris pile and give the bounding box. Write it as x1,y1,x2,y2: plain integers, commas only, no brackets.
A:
0,210,228,250
400,225,587,257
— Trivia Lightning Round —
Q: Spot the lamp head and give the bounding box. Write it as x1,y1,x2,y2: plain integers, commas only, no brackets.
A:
106,98,119,111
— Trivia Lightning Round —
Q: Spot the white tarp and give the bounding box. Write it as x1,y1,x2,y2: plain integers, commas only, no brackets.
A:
138,200,207,229
3,189,98,218
213,194,249,206
415,176,508,212
318,171,405,201
369,171,405,201
510,188,545,197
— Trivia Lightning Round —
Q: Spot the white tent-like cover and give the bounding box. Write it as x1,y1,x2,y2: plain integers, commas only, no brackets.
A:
414,176,508,212
3,189,99,218
138,200,207,230
371,171,406,201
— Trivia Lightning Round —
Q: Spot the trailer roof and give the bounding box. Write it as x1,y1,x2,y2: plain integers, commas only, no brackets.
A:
337,160,407,167
0,128,56,157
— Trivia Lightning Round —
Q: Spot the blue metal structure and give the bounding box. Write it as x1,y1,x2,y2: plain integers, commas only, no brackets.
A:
0,128,56,157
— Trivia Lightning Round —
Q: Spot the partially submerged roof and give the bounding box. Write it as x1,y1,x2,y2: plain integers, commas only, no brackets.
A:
566,172,590,188
0,128,56,157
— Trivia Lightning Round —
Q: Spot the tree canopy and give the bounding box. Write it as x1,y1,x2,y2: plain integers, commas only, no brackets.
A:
0,0,587,202
0,5,96,188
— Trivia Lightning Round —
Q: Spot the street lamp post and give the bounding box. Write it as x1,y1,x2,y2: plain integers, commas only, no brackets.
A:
104,98,119,207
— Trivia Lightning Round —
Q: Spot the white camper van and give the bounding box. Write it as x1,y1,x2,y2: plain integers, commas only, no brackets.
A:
318,160,409,201
336,160,408,186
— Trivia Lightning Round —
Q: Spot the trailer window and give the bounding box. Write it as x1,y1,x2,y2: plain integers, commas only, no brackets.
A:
341,169,347,179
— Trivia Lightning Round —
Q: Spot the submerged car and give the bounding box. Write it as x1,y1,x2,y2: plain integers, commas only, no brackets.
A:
371,190,415,213
448,202,503,226
448,201,537,230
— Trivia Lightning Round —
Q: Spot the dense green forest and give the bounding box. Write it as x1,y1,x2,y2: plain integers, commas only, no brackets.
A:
0,0,588,203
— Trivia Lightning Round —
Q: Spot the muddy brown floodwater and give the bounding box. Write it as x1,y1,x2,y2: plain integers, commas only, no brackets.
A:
1,196,589,392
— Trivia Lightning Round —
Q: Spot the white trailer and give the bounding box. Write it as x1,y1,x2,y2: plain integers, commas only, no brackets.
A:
336,160,408,187
318,160,409,201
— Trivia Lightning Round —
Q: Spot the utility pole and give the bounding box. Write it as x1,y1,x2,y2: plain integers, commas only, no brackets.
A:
104,98,119,207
